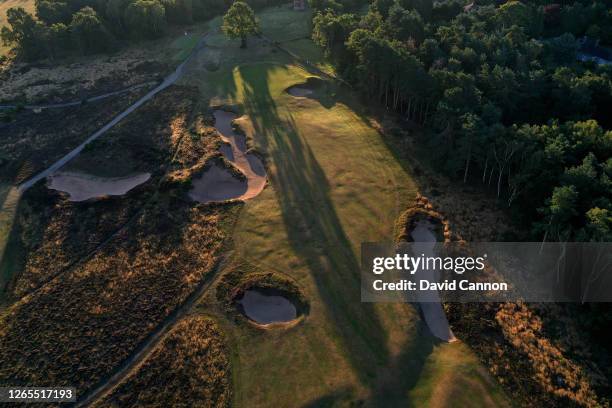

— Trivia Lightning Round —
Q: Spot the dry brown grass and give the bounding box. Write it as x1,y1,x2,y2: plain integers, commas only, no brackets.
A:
447,301,608,407
65,86,200,177
0,89,147,184
0,86,239,392
0,195,234,390
96,315,231,408
5,86,204,297
9,184,150,297
0,51,168,103
496,303,606,407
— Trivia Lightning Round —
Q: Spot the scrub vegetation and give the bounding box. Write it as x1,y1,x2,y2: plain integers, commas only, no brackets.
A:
96,315,231,408
0,89,146,184
0,79,240,394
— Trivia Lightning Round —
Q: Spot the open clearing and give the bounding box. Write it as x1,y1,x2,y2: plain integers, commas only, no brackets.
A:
185,6,509,407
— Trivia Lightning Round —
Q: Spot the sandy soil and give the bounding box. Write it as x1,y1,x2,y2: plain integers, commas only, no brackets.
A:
411,219,457,342
189,110,266,203
47,172,151,201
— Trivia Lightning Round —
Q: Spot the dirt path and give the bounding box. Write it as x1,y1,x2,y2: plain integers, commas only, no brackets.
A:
0,82,155,110
17,35,208,192
74,255,230,408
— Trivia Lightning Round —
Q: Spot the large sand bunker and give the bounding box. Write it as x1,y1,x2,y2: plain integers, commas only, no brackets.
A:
189,110,266,203
47,172,150,201
411,217,457,343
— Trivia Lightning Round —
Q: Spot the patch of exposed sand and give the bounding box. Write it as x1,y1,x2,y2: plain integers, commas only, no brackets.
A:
237,289,298,325
189,110,266,203
411,218,457,343
47,172,150,201
286,86,314,97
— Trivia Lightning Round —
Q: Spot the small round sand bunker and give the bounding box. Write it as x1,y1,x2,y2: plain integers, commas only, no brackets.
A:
47,172,151,201
286,77,325,98
237,288,298,325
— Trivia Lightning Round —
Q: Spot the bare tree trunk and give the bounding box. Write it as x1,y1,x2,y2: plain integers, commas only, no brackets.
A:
482,156,488,184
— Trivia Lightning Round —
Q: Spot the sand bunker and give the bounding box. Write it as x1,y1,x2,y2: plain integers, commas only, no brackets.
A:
411,217,457,343
237,288,298,325
189,110,266,203
286,86,314,97
286,77,325,98
47,172,150,201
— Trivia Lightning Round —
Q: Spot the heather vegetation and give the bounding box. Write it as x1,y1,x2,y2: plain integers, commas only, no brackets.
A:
0,84,240,390
311,0,612,242
97,316,231,407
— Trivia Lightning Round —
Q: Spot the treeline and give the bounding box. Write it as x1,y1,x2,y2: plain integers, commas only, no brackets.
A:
311,0,612,242
0,0,282,60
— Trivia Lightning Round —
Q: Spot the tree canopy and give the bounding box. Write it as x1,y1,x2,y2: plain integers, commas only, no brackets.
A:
221,1,259,48
311,0,612,242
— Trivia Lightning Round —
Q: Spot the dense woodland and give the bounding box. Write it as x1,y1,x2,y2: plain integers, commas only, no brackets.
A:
0,0,280,60
311,0,612,242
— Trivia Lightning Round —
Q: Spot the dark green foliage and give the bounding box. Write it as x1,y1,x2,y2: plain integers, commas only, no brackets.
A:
70,6,115,53
221,0,259,48
125,0,167,39
312,0,612,242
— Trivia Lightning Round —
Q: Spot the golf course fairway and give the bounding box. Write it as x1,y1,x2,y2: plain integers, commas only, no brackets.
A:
182,7,510,407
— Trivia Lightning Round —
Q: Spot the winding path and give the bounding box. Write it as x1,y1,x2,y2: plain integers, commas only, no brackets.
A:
17,35,207,192
0,82,156,111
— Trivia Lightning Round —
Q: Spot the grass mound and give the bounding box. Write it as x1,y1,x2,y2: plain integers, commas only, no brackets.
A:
217,269,309,321
97,316,231,408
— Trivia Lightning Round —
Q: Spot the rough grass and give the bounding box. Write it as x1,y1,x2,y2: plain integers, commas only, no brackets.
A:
0,89,148,184
96,315,231,408
447,302,608,407
183,6,508,406
64,86,202,177
0,82,239,392
2,86,204,299
0,193,235,391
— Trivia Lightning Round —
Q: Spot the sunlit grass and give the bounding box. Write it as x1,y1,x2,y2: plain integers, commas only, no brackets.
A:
184,5,511,406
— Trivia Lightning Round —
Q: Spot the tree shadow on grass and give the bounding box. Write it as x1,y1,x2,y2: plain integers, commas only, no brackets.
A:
238,63,389,386
237,64,437,401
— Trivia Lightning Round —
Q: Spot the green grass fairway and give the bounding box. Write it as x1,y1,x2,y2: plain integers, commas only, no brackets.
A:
185,5,510,407
183,7,505,407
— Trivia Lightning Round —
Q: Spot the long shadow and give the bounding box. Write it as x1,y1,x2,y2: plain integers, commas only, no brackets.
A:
236,62,440,404
238,64,392,388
